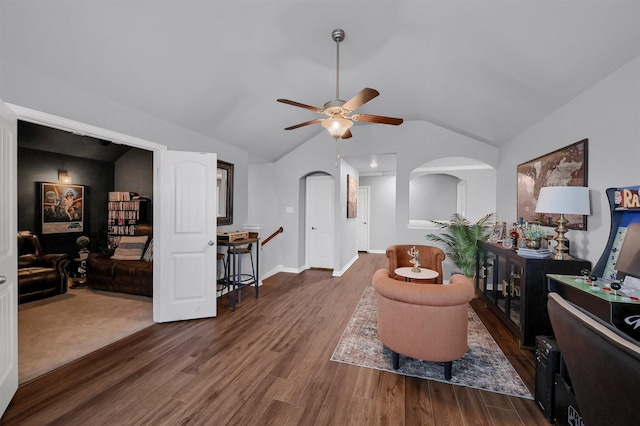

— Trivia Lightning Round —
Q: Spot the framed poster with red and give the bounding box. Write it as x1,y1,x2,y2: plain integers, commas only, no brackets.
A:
42,182,84,234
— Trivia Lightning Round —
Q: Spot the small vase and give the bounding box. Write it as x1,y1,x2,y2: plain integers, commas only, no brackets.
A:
525,238,542,249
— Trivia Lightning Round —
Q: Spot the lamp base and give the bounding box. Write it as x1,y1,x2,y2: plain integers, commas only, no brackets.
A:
552,214,572,261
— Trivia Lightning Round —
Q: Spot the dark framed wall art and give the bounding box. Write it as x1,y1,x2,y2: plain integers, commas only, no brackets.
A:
42,182,85,234
517,139,588,230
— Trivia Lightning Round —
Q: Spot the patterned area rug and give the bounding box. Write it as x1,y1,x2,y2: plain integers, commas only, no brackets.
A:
331,287,533,399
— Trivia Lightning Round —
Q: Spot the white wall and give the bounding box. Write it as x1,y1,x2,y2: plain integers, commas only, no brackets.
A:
497,54,640,265
338,159,359,271
247,162,283,278
410,174,459,221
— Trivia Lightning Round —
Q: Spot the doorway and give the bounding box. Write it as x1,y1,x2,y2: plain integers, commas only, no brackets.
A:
9,104,219,388
305,175,334,269
356,186,370,252
16,119,156,383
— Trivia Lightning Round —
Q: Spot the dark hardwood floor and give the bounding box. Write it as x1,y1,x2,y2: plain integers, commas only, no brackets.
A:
2,253,548,425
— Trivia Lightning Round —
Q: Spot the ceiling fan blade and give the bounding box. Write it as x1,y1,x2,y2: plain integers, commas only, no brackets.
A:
277,99,324,114
343,88,380,112
351,114,403,126
284,118,324,130
341,129,353,139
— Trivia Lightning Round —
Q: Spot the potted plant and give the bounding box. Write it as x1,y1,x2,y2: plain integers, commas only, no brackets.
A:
425,213,496,278
524,225,545,249
77,235,90,259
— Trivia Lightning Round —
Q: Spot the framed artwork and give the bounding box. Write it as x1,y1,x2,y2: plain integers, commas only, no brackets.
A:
42,182,84,234
517,139,588,230
489,223,505,242
217,160,234,225
347,174,357,218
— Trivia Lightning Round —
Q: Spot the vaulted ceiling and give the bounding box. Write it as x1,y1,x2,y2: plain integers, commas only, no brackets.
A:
2,1,640,164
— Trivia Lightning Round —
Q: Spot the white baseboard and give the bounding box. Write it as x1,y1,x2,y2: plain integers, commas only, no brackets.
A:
332,253,359,277
367,249,386,254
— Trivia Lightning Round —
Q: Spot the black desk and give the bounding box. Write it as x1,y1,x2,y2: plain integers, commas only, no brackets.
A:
548,274,640,342
218,237,260,311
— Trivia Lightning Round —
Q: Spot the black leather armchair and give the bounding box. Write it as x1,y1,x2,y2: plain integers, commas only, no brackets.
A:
17,231,71,304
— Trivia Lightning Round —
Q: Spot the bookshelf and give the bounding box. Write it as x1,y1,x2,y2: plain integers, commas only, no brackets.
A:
107,192,150,248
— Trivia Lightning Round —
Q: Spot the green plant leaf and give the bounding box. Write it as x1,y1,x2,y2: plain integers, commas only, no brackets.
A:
425,213,496,277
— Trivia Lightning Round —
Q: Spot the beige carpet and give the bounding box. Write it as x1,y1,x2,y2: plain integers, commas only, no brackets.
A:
18,286,154,384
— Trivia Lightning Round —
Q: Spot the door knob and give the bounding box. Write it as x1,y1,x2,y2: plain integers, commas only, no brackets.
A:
311,227,317,230
0,276,6,285
208,240,215,246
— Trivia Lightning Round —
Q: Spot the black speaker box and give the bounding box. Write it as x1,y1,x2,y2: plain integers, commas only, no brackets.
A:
535,335,561,423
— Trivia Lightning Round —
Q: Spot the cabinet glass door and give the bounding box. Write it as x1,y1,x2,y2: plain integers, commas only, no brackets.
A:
496,256,508,314
484,252,497,304
508,262,522,327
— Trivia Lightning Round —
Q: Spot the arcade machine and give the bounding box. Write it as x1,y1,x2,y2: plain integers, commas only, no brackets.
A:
548,185,640,341
546,185,640,425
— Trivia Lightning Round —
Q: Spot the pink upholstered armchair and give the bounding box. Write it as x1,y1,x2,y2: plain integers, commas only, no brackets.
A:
372,269,475,380
386,244,445,284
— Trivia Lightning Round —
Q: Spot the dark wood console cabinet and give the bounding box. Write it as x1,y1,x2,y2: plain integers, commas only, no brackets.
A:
475,240,591,347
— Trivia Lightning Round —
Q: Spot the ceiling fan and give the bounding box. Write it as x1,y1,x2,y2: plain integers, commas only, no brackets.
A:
277,28,403,140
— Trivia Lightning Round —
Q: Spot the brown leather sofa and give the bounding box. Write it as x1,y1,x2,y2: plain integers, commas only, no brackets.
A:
86,224,153,297
18,231,71,304
372,268,475,380
386,244,445,284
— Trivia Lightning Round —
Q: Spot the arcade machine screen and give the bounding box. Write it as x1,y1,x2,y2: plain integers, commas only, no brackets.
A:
595,186,640,291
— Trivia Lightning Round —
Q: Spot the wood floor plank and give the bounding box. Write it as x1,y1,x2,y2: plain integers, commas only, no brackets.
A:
428,380,465,426
509,395,549,425
487,405,526,425
405,376,435,425
353,366,382,401
346,395,379,425
454,385,493,425
315,363,361,424
2,253,548,425
376,371,405,425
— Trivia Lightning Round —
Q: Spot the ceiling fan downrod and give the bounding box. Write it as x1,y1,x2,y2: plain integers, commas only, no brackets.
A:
332,28,345,102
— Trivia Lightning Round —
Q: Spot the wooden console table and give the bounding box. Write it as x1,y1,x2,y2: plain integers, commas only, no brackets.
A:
476,240,590,347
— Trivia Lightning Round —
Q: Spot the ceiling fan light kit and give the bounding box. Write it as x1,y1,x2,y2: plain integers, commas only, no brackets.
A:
278,28,403,140
322,116,353,139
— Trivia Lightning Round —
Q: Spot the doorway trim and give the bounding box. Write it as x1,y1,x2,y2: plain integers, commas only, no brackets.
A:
8,103,165,320
304,174,334,270
8,104,166,151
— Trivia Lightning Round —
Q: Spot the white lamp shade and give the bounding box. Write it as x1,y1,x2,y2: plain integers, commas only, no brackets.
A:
321,116,353,139
535,186,590,215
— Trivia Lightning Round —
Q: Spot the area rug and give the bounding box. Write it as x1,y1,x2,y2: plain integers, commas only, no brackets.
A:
331,287,533,399
18,286,154,384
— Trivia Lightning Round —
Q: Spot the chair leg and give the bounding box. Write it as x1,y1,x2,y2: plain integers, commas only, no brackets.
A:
392,351,400,370
444,361,452,380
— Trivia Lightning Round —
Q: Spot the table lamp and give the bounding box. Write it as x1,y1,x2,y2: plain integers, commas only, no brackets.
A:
535,186,590,260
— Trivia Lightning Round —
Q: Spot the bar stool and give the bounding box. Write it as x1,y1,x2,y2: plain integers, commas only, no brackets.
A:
227,243,257,304
216,252,228,295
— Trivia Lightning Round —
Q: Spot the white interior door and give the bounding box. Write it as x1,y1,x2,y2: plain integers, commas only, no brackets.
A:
154,150,218,322
356,186,370,252
306,176,334,269
0,99,18,416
